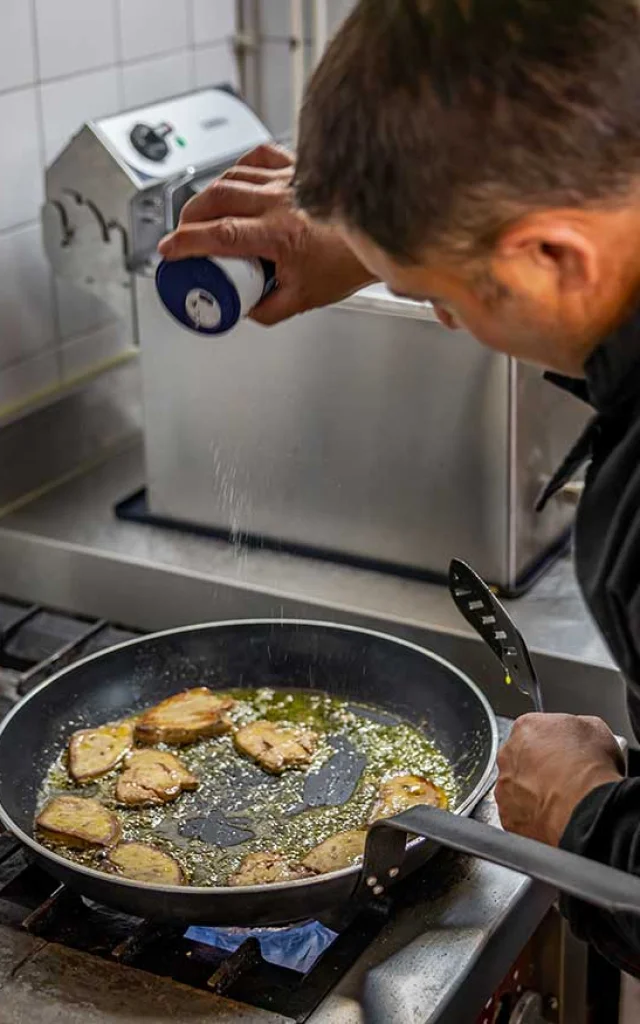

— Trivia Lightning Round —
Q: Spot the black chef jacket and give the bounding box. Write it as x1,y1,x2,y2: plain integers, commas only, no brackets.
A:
538,312,640,977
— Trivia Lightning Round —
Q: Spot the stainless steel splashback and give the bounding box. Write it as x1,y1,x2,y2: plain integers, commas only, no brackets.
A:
137,279,589,590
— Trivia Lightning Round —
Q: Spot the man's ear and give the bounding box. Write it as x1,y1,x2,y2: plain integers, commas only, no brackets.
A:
495,214,598,293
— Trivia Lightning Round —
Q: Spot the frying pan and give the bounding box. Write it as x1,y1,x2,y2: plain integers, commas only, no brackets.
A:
1,618,640,927
0,619,497,926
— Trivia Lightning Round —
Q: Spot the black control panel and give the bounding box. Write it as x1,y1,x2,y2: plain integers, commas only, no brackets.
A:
129,122,172,162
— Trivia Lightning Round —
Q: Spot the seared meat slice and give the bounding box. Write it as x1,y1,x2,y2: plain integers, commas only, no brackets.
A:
302,830,368,874
116,749,198,806
233,720,317,774
68,721,134,783
228,851,316,886
106,842,185,885
36,796,121,849
369,774,448,823
135,688,236,746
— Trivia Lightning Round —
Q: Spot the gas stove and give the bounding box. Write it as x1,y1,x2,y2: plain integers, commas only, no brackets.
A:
0,595,580,1023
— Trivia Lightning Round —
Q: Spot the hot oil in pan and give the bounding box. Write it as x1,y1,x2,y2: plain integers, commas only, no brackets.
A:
38,689,458,886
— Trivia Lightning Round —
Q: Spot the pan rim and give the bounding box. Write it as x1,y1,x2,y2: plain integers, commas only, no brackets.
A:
0,617,499,897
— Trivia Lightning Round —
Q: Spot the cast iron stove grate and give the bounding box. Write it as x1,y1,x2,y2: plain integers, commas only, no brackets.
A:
0,835,397,1023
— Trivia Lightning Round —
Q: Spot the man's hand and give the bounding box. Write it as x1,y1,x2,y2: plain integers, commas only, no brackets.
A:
158,143,375,326
496,713,624,846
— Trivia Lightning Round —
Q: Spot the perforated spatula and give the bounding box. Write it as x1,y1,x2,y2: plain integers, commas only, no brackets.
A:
449,558,544,712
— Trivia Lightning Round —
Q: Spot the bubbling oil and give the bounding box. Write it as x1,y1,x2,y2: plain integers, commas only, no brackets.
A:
38,688,457,886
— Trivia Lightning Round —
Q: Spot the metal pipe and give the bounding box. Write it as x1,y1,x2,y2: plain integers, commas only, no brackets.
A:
289,0,305,143
235,0,262,113
311,0,329,65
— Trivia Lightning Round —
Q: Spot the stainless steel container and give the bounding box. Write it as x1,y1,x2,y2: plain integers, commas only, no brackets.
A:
136,278,588,590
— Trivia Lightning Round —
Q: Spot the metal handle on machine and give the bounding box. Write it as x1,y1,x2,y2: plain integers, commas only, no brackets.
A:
449,559,544,712
363,805,640,915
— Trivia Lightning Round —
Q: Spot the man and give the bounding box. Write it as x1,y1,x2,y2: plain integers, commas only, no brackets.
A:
160,0,640,973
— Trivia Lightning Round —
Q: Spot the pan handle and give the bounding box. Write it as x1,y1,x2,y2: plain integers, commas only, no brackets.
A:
360,805,640,915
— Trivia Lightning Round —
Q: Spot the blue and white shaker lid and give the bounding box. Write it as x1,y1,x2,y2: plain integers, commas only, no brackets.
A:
155,255,276,335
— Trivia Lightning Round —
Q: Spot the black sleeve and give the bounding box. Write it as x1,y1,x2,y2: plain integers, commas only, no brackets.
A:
560,778,640,977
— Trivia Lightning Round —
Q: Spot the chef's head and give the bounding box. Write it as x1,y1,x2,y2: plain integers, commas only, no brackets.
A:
296,0,640,375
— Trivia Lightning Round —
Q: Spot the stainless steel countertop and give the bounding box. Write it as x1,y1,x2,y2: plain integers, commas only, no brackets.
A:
0,360,609,669
0,438,608,663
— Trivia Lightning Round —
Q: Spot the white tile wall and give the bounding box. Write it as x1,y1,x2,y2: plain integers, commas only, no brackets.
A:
195,41,240,90
193,0,237,43
0,0,238,420
0,225,56,368
35,0,118,80
40,68,121,163
0,89,43,230
0,2,36,93
118,0,190,62
0,0,351,419
122,52,192,108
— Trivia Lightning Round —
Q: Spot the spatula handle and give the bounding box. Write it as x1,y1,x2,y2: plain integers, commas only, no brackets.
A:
449,559,544,712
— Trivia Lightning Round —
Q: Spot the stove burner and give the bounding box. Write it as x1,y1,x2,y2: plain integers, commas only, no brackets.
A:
185,919,338,973
0,844,390,1021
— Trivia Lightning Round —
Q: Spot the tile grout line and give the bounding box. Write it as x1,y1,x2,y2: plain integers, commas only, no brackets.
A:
28,0,63,381
0,40,234,102
186,0,198,90
186,0,196,49
0,319,129,375
112,0,125,110
0,218,39,239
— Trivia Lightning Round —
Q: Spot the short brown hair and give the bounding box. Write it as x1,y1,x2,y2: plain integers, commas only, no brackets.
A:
295,0,640,261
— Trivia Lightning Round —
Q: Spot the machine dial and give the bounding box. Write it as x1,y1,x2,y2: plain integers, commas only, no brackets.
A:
129,122,172,162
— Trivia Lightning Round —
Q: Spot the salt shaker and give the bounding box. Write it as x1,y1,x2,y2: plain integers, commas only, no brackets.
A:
155,255,276,335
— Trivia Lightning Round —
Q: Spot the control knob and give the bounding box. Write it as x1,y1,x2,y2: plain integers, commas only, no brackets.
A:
129,122,172,162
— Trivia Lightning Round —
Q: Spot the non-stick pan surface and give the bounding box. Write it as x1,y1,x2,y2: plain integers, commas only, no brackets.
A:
0,619,497,926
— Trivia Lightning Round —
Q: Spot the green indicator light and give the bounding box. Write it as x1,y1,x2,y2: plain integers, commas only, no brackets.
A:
175,136,187,147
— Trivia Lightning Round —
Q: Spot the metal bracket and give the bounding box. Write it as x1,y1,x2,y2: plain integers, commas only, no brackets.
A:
351,818,412,908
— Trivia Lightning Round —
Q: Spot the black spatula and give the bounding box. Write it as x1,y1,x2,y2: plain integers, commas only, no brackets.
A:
449,558,544,712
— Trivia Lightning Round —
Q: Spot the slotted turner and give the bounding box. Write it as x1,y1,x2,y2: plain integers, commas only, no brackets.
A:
449,558,544,712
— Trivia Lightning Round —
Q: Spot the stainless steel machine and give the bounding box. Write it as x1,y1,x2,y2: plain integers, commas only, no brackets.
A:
42,87,589,592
